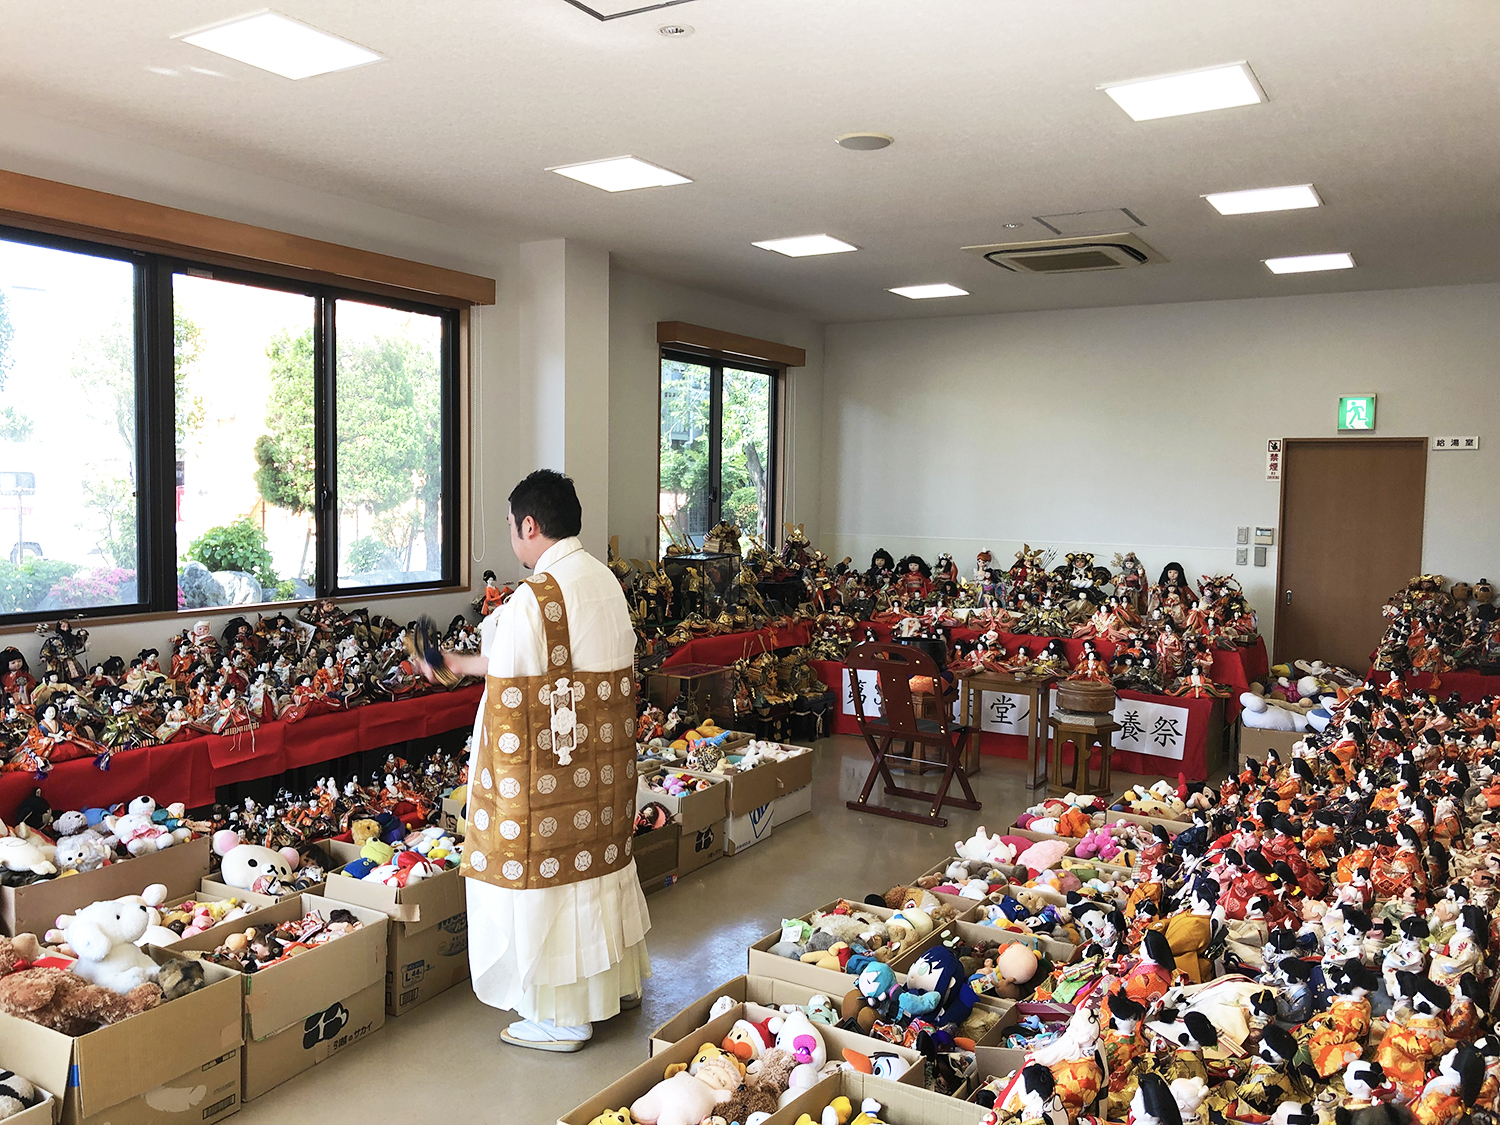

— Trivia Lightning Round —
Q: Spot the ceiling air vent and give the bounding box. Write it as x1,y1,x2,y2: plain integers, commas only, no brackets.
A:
962,232,1167,274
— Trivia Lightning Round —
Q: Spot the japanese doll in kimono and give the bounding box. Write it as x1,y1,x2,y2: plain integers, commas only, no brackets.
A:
1375,973,1457,1099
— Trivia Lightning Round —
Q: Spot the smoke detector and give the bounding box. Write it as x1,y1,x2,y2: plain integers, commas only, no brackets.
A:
962,231,1167,274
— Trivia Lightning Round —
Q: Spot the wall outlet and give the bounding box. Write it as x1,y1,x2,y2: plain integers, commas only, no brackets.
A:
1254,545,1268,567
1431,435,1481,451
1236,526,1250,545
1236,547,1249,566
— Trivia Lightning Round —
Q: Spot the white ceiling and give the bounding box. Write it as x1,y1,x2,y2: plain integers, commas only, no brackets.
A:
3,0,1498,322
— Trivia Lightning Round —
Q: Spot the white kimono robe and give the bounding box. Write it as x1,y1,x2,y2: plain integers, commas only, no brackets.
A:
466,537,651,1024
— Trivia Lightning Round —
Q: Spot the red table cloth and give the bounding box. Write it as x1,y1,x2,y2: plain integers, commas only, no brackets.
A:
1365,667,1500,703
0,684,484,823
661,622,813,668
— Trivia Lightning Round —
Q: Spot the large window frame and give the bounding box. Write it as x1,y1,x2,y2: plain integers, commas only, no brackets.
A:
0,222,462,626
658,347,781,552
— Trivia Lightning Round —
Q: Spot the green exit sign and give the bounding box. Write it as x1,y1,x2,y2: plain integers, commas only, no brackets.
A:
1338,393,1377,432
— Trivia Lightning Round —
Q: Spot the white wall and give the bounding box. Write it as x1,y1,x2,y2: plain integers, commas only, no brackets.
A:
607,269,825,562
820,283,1500,650
0,101,526,663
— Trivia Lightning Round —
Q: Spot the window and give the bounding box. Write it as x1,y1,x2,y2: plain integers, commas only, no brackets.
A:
658,350,777,555
0,225,461,624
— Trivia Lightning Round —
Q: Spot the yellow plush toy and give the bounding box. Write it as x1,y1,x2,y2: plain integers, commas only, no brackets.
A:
799,941,849,971
663,1043,737,1080
794,1096,883,1125
586,1111,634,1125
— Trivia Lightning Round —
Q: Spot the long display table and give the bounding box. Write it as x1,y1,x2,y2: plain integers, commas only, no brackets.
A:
0,684,484,822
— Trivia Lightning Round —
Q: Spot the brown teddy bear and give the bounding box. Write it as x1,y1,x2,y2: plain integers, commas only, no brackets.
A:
0,934,161,1035
716,1048,798,1124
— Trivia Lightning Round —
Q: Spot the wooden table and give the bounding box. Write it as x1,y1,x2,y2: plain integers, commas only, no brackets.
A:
957,671,1056,790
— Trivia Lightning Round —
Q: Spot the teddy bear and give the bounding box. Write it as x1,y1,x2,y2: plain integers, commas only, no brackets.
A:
213,830,302,893
718,1048,799,1122
0,836,57,879
61,896,162,994
106,797,188,857
0,933,161,1035
585,1111,634,1125
49,884,177,953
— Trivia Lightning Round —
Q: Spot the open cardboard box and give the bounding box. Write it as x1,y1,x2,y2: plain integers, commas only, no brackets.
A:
928,917,1077,968
681,746,815,819
557,1003,920,1125
1238,723,1304,762
2,835,211,938
0,945,242,1125
650,974,851,1054
319,840,470,1016
2,1089,55,1125
172,893,389,1101
635,823,681,893
775,783,813,826
677,817,727,875
766,1071,991,1125
638,765,728,833
160,879,283,950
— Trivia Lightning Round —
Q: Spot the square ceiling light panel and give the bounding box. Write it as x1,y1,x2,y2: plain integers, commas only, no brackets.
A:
1264,252,1356,274
752,235,859,257
549,156,692,192
888,283,969,299
561,0,698,18
1204,184,1322,215
178,11,383,80
1101,63,1265,121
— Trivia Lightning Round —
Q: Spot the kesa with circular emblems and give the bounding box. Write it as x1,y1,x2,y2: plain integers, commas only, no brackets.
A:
461,573,637,891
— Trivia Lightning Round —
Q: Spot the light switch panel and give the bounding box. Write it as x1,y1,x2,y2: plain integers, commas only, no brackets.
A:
1236,527,1250,545
1254,545,1268,566
1236,548,1249,566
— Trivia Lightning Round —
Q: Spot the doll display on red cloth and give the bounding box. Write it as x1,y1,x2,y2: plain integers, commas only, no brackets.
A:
895,555,932,603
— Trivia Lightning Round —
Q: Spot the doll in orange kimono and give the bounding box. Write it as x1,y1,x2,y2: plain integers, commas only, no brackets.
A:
1118,930,1178,1009
1302,958,1377,1079
1099,994,1148,1119
1376,972,1458,1099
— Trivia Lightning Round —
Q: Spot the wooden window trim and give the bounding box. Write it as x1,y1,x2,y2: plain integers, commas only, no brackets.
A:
656,321,805,368
0,168,495,308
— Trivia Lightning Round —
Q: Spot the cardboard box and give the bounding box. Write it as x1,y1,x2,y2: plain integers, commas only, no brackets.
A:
2,835,211,938
172,894,389,1101
160,880,283,950
240,980,385,1102
638,766,728,834
724,802,776,855
0,1089,53,1125
769,1071,991,1125
666,1001,923,1078
634,823,681,892
319,842,470,1017
682,746,815,818
775,783,812,825
557,1005,919,1125
677,817,726,875
927,917,1077,969
439,792,467,835
71,1049,241,1125
198,874,326,904
1238,723,1304,761
0,946,242,1125
650,974,849,1054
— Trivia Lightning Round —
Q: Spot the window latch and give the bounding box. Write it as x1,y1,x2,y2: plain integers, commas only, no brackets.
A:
320,486,332,511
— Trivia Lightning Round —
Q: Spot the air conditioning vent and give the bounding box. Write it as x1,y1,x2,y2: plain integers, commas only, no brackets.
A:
962,232,1166,274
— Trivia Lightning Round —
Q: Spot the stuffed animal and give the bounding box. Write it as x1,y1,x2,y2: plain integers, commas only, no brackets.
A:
0,1068,43,1120
0,836,56,877
0,933,160,1035
629,1054,741,1125
106,797,188,856
213,830,301,893
584,1111,634,1125
61,897,161,994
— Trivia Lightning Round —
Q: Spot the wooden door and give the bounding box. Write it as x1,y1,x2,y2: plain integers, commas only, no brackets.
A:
1274,438,1426,671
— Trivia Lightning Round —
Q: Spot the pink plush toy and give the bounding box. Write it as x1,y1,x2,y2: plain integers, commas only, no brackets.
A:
1074,826,1120,863
1014,838,1071,874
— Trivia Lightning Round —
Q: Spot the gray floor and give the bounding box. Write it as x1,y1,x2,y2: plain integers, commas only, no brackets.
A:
236,735,1156,1124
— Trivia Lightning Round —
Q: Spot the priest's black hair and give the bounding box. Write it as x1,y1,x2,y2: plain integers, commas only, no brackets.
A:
508,469,583,539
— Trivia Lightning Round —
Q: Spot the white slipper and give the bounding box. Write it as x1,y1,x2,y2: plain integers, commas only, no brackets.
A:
620,992,642,1010
501,1018,592,1052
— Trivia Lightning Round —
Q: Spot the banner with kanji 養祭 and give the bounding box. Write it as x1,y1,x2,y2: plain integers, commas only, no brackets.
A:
1110,696,1190,760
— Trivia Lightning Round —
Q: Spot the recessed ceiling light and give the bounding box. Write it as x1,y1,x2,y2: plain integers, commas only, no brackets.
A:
752,234,859,257
1100,62,1264,121
178,11,382,80
658,23,693,36
1205,184,1321,215
1264,252,1355,274
888,283,969,300
835,133,893,151
548,156,692,192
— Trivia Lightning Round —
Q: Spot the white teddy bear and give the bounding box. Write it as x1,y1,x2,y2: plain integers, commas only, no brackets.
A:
62,896,162,994
0,835,57,876
955,825,1015,865
106,796,189,857
1238,690,1310,732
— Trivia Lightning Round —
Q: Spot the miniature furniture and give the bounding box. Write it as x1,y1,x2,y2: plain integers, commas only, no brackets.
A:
843,641,981,827
1047,711,1120,798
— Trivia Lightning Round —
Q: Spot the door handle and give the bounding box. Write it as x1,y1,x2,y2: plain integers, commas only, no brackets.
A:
1284,590,1292,605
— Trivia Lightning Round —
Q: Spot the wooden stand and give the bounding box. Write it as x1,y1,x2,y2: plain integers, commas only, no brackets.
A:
957,672,1054,789
1047,711,1119,797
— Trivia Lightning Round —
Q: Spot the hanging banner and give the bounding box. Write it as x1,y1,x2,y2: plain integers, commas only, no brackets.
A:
842,668,884,717
1111,696,1189,760
977,690,1034,736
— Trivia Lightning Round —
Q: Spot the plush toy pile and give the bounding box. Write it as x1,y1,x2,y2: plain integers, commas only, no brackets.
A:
335,825,461,887
0,603,481,777
203,909,363,974
0,795,207,886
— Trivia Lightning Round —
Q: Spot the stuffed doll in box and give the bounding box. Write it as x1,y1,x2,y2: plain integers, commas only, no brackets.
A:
629,1053,741,1125
0,933,160,1035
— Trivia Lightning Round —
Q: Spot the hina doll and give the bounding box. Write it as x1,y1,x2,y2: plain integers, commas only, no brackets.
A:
1155,621,1186,681
154,696,199,743
211,687,256,735
1149,563,1194,627
1410,1046,1484,1125
1031,639,1072,679
4,702,93,775
1428,904,1488,991
1375,973,1457,1099
896,555,933,601
1068,646,1112,684
100,692,157,754
0,647,36,708
1302,958,1378,1079
1100,995,1149,1118
1232,1025,1308,1118
1117,930,1178,1008
1027,1005,1107,1120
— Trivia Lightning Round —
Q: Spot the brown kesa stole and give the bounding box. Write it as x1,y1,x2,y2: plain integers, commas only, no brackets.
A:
461,573,638,890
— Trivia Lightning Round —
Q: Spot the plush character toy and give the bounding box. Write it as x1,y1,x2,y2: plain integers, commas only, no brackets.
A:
213,830,301,893
898,946,977,1026
0,836,56,877
106,797,188,856
61,896,162,994
584,1111,634,1125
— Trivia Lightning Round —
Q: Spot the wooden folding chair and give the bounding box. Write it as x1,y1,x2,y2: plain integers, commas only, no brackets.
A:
843,641,981,827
